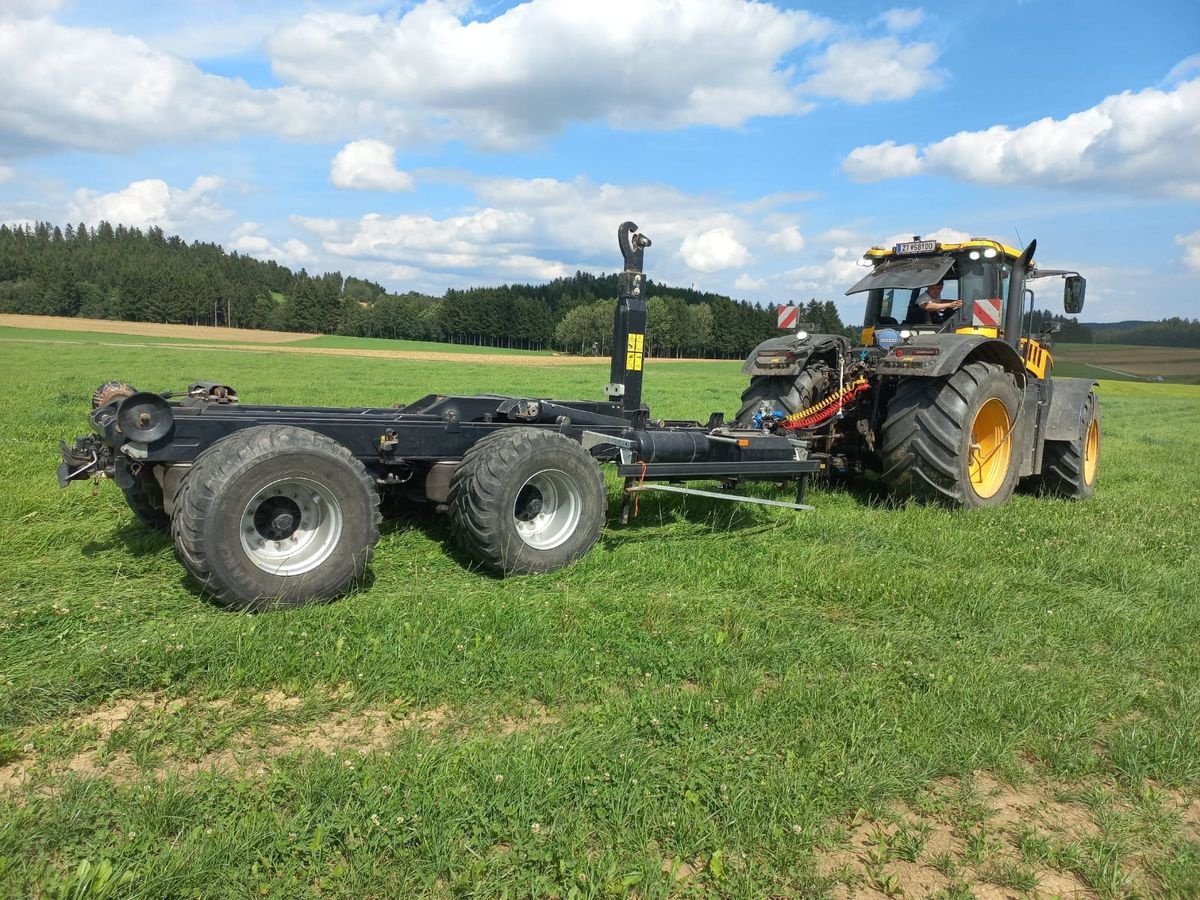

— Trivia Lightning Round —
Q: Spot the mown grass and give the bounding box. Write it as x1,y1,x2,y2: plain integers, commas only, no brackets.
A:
1,332,1198,897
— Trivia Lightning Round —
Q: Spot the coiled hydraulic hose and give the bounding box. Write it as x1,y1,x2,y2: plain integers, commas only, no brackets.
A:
780,377,870,431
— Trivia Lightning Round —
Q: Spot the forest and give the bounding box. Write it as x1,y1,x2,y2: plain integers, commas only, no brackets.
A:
2,221,1194,355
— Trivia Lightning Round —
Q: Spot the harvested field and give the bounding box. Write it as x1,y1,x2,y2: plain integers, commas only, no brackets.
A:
0,313,313,344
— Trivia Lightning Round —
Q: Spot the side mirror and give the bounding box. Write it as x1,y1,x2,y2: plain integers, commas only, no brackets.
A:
1064,275,1086,315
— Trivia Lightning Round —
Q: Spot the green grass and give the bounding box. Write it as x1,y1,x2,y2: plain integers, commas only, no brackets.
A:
1,335,1198,897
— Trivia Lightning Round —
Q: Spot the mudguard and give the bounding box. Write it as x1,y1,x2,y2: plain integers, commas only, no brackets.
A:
742,333,849,377
1043,377,1098,442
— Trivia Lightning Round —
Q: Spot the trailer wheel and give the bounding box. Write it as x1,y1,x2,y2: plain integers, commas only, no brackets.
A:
122,472,169,531
881,361,1021,508
171,425,380,610
448,428,606,575
735,368,828,425
1039,389,1100,499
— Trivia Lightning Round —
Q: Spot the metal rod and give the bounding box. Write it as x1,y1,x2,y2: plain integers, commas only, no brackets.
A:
625,482,814,511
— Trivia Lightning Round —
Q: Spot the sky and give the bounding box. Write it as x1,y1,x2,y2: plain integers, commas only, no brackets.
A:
1,0,1197,324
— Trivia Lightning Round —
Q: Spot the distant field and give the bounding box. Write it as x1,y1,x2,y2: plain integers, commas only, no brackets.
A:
0,315,718,368
289,334,552,356
1053,342,1200,384
1,327,1198,897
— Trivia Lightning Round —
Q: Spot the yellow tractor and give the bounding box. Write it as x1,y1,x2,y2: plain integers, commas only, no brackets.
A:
737,237,1100,507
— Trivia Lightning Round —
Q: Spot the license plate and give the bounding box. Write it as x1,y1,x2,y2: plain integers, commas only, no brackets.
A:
894,240,937,254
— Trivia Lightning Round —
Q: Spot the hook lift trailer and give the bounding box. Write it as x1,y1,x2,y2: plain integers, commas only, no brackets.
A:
58,222,822,610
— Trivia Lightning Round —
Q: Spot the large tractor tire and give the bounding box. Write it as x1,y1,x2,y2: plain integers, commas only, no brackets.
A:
171,425,380,611
881,361,1022,508
1039,389,1100,499
735,367,830,426
448,428,606,575
122,472,170,531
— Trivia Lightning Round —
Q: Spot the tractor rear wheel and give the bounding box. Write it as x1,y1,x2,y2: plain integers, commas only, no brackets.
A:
171,425,380,610
1039,389,1100,499
735,368,830,426
448,428,606,575
881,361,1022,508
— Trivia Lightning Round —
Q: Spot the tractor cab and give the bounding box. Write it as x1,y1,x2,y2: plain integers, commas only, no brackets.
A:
851,238,1021,338
848,237,1086,381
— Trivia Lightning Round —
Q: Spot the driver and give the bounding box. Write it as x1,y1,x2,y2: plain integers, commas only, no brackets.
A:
916,279,962,323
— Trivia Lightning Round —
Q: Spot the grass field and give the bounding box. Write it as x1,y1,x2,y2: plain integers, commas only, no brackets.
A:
1052,344,1200,385
1,326,1199,898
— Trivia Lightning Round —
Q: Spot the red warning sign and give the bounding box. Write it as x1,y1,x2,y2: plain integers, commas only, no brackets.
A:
972,297,1002,328
777,305,799,330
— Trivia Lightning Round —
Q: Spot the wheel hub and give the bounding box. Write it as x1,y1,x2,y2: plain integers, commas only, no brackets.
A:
253,496,302,540
240,478,343,576
511,469,582,550
515,485,544,520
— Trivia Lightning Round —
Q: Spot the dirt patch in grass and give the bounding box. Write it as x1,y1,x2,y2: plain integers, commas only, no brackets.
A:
0,692,558,791
813,768,1200,899
0,313,311,343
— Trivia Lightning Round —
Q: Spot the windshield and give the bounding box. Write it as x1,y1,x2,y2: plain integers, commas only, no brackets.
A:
861,254,1007,327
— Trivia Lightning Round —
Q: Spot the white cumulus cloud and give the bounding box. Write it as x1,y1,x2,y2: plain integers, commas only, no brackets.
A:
331,140,414,191
267,0,832,145
229,223,314,266
67,176,228,230
766,225,805,253
0,16,398,156
0,163,12,183
843,141,923,182
680,228,750,272
1176,231,1200,273
843,77,1200,197
802,37,940,103
289,173,815,287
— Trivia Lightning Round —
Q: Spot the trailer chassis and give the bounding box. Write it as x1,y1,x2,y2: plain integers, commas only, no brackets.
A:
58,223,822,609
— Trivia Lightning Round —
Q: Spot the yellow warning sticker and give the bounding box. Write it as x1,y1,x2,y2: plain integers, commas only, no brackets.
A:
626,333,644,372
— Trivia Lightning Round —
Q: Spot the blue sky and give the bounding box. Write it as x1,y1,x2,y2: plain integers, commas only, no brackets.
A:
1,0,1197,323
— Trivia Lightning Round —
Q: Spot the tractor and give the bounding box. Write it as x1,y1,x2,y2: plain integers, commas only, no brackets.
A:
736,237,1100,507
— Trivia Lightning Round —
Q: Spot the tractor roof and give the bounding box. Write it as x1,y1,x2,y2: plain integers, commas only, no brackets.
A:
864,238,1022,261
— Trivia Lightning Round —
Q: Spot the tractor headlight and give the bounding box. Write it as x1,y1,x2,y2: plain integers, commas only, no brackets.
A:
796,330,809,341
899,329,913,341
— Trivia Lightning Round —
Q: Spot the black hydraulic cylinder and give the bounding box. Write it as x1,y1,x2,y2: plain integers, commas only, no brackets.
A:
609,222,651,415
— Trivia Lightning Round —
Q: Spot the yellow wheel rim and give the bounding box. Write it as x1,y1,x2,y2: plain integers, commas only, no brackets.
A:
969,398,1012,498
1083,415,1099,485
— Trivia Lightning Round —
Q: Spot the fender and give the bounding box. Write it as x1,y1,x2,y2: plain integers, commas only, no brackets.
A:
1043,377,1098,442
874,334,1027,387
742,333,849,377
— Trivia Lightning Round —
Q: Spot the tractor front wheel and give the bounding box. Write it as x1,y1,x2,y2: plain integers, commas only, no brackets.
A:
881,361,1022,508
1039,389,1100,499
448,428,606,575
171,425,380,610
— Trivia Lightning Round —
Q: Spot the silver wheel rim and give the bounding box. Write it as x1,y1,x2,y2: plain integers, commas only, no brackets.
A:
512,469,582,550
239,477,343,575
